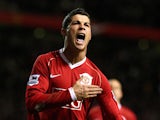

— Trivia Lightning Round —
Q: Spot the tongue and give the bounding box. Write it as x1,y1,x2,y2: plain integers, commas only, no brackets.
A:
77,39,84,43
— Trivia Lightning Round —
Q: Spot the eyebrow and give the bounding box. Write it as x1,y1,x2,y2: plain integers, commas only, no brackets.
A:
71,20,90,25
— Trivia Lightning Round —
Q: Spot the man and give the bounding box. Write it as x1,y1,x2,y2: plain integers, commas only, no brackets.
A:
25,8,123,120
88,78,137,120
109,78,137,120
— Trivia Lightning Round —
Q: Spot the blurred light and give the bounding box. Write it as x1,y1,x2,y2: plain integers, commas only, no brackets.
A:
33,28,46,39
138,39,149,50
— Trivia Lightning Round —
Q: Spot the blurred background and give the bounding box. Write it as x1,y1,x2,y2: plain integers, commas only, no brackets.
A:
0,0,160,120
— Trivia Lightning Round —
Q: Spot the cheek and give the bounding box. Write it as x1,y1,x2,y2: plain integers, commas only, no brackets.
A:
69,28,77,37
87,31,92,40
114,90,121,97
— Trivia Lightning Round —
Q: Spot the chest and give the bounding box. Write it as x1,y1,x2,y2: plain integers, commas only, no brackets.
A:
48,60,95,90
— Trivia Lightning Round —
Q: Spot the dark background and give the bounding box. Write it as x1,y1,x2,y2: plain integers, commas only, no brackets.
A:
0,0,160,120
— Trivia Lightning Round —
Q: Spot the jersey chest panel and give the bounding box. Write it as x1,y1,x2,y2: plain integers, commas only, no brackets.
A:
48,59,98,92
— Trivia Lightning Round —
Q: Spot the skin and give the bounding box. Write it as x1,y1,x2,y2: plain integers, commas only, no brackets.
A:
109,79,137,120
61,14,91,64
61,14,102,100
109,79,123,104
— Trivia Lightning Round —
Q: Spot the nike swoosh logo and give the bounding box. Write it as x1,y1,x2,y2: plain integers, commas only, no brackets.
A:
50,74,61,78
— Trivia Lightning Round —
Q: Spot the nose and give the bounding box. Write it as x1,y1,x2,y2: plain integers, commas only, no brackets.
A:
79,24,85,30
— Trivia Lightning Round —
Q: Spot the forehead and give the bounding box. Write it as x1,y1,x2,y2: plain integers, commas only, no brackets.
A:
71,14,90,23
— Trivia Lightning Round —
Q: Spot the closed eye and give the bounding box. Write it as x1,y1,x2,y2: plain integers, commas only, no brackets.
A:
72,21,80,25
84,23,90,27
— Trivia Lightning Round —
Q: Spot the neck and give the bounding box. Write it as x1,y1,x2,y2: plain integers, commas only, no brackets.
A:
63,48,87,64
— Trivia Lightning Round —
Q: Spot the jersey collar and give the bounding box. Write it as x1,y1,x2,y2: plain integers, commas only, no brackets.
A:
59,48,86,69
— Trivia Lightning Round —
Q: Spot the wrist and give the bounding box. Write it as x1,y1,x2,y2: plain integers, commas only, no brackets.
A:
68,87,77,101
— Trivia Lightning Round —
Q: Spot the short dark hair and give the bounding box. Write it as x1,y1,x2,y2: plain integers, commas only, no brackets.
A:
62,8,90,29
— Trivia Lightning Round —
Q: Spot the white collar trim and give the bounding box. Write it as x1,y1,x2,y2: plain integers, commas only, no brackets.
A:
59,48,86,69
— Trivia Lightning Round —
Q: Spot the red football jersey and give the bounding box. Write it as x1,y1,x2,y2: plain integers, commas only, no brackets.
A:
87,104,103,120
25,49,122,120
120,105,137,120
87,104,137,120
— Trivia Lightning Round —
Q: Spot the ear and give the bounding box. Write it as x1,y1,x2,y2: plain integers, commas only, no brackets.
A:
61,28,66,36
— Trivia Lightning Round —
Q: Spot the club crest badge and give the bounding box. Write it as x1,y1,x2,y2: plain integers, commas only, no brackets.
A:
80,73,93,85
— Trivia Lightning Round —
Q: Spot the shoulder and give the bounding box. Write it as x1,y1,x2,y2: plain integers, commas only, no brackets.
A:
85,58,108,84
36,50,59,61
33,50,60,66
86,58,106,77
86,58,100,70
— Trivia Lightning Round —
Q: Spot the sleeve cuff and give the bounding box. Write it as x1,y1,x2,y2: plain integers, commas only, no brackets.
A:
68,87,77,101
122,115,126,120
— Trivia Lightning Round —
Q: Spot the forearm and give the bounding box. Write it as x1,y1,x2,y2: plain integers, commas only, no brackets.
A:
25,88,72,112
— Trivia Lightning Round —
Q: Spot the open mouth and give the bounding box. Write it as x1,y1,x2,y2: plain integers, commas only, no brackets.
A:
76,33,85,42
